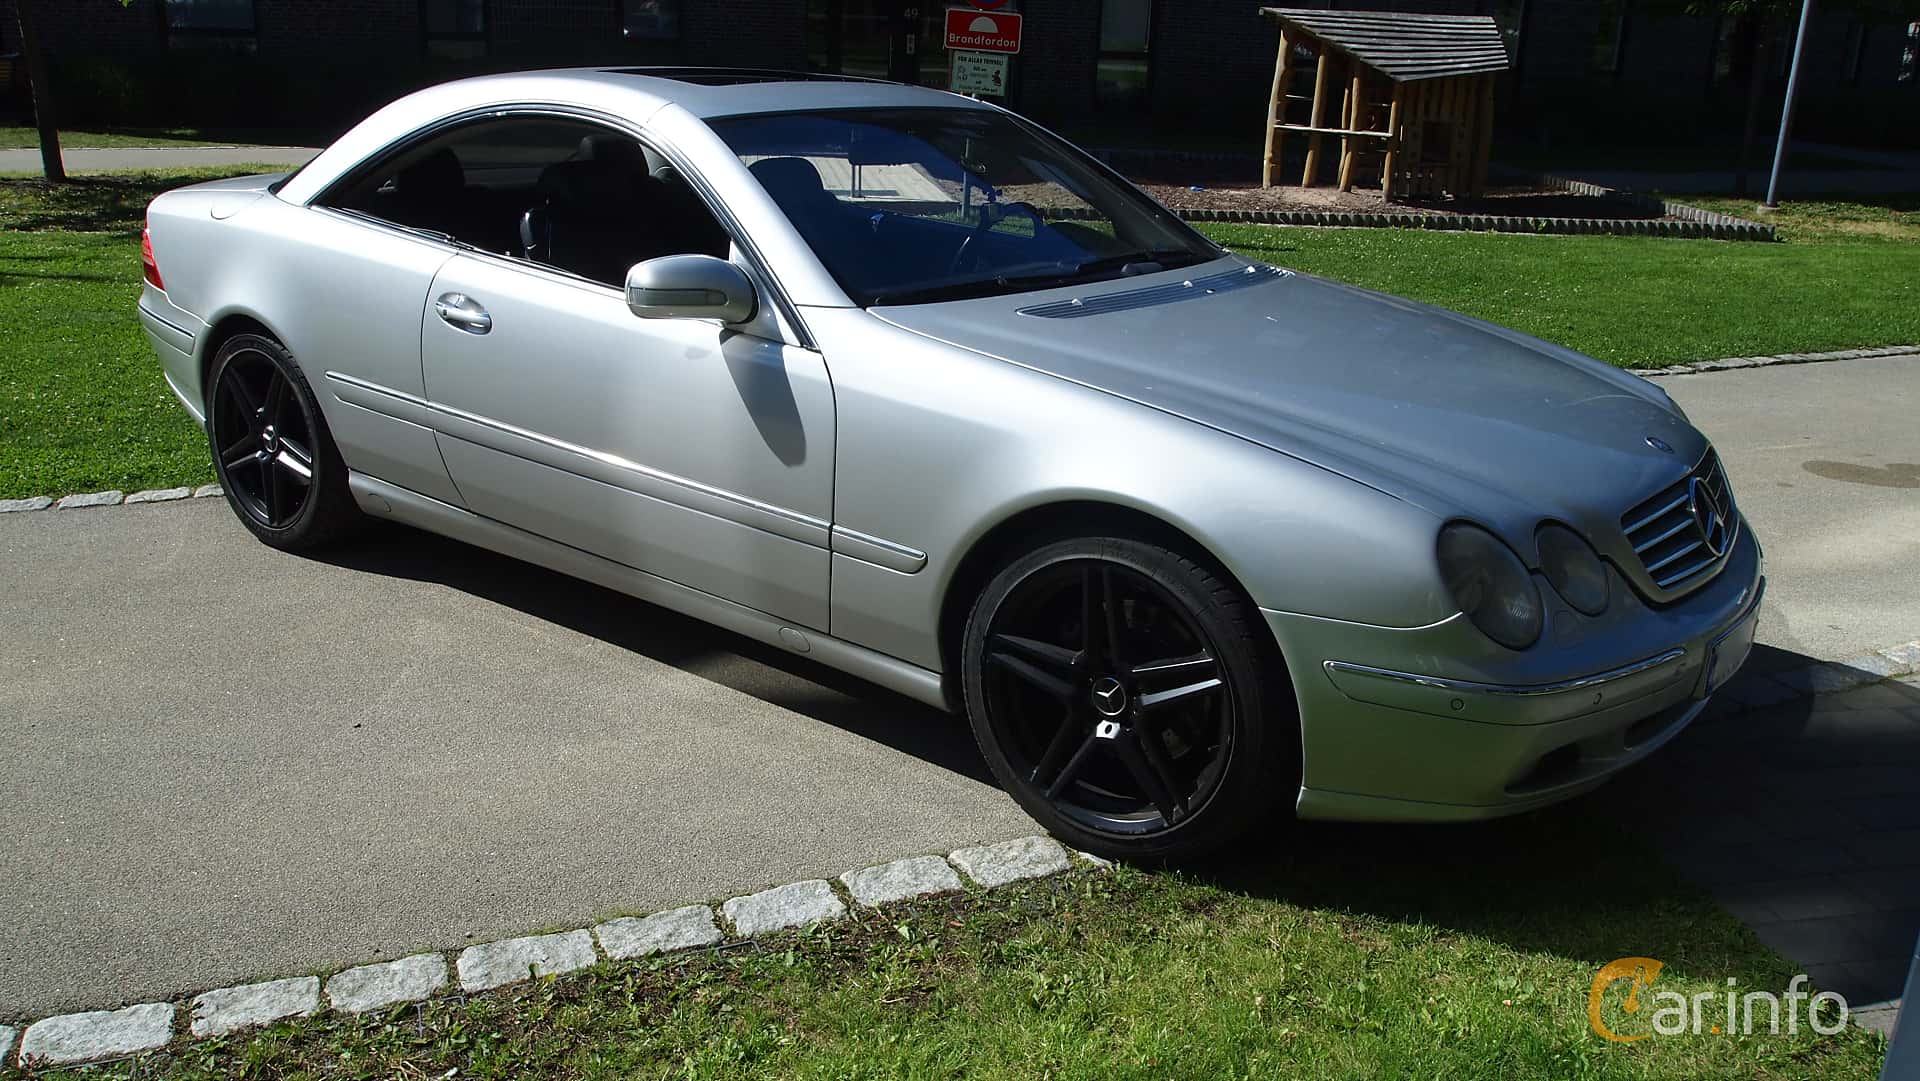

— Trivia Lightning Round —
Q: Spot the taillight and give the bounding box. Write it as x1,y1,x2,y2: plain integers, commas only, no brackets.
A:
141,225,164,289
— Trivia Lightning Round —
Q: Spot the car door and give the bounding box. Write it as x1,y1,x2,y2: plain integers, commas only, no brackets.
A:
418,127,835,630
257,205,464,508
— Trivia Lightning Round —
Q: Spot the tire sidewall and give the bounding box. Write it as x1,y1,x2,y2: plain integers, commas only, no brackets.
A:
961,536,1295,861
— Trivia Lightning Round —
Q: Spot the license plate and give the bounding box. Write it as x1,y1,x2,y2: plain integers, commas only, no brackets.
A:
1705,603,1760,694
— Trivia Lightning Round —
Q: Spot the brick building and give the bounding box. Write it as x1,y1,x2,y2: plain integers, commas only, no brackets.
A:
3,1,1916,144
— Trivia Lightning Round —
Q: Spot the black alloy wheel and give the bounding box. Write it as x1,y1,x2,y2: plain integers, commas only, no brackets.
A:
963,536,1296,861
206,333,361,550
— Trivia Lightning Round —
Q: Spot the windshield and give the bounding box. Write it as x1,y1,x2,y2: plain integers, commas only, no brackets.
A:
709,108,1221,306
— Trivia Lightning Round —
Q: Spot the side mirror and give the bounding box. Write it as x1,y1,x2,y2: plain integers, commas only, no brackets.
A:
624,254,757,324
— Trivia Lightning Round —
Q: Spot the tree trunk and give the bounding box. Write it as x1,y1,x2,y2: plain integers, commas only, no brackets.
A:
1733,17,1768,199
15,0,65,183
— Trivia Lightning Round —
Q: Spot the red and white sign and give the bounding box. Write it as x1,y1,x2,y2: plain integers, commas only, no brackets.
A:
945,8,1022,55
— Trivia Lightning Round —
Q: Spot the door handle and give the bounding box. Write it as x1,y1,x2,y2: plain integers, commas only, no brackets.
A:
434,293,492,335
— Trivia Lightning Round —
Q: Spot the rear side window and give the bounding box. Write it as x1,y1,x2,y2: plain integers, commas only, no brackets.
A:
317,117,731,286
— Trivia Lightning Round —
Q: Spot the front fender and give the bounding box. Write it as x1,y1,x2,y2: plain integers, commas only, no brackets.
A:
810,308,1453,673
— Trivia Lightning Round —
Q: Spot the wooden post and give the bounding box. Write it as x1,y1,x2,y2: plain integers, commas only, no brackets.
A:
1381,82,1404,201
1471,73,1496,197
1300,46,1334,187
1262,29,1294,189
1338,69,1365,192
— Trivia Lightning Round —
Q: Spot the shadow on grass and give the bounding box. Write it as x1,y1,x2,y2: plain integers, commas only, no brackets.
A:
0,171,267,235
318,521,1917,1002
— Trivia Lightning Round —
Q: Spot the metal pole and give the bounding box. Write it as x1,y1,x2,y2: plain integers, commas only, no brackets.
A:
1764,0,1816,208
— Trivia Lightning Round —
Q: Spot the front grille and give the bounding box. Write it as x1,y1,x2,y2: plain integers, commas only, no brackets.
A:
1620,448,1737,593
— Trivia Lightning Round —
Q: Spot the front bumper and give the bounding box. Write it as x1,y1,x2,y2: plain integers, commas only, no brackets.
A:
1266,522,1764,822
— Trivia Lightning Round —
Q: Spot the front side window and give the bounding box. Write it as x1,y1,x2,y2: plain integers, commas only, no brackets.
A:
318,117,730,287
164,0,255,32
711,108,1219,306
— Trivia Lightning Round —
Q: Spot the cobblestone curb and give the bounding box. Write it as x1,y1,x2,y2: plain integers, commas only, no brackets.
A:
1,835,1102,1067
1635,343,1917,378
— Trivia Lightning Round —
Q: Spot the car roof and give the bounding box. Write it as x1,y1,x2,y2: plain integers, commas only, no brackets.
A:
485,66,986,119
276,67,994,205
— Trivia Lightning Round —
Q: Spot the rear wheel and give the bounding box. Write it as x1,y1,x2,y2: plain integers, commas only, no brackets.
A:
961,536,1298,862
206,333,361,551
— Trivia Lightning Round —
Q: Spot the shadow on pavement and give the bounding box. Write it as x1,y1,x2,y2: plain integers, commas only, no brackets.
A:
1208,648,1920,1010
316,521,995,785
323,525,1916,1006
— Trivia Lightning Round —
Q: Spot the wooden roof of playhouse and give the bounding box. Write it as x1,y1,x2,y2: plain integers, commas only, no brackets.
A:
1257,8,1511,201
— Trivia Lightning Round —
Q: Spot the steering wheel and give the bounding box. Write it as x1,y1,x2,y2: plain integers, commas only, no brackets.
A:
948,201,1044,276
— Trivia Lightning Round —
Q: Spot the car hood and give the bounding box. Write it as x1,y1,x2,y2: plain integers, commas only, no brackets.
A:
871,256,1705,552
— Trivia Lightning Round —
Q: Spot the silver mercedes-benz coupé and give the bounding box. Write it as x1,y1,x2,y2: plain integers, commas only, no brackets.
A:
140,68,1763,859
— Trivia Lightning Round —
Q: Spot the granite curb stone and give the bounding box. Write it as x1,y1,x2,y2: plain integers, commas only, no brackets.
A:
950,835,1073,887
840,855,965,907
722,880,848,937
54,490,124,510
595,905,724,959
456,931,597,992
125,486,194,504
18,1003,175,1066
324,953,449,1014
189,976,320,1037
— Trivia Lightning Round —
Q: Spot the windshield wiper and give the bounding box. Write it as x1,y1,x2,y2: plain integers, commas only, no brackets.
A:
1065,248,1207,276
864,250,1210,307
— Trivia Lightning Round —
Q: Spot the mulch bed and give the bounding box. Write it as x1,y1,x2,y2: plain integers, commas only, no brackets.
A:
1132,181,1686,223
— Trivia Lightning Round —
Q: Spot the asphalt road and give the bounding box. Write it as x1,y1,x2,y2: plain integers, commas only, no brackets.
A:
1655,353,1920,663
0,352,1914,1019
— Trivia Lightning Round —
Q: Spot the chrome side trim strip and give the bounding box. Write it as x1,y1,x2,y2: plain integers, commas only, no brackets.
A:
1323,648,1688,699
349,471,949,710
830,526,927,574
324,370,830,547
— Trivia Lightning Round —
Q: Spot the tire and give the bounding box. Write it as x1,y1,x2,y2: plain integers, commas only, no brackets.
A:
205,332,362,551
961,535,1299,863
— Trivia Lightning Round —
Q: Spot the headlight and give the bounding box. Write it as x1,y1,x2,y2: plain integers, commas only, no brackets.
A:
1437,523,1543,650
1536,524,1609,616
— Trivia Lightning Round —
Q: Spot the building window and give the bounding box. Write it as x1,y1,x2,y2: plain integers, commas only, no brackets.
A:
1902,21,1918,83
163,0,255,33
423,0,486,58
1591,0,1628,74
623,0,682,41
1096,0,1152,112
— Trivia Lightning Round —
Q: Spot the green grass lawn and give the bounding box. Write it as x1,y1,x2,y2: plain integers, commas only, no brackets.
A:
1209,222,1920,369
0,809,1886,1080
2,173,1916,500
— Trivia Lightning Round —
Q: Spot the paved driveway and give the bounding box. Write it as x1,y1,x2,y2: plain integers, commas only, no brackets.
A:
0,146,318,175
0,501,1030,1015
1655,353,1920,662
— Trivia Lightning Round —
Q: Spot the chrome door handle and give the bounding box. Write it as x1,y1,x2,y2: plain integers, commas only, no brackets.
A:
434,293,491,334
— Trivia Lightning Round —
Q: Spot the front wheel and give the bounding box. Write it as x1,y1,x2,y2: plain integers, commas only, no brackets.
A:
206,333,362,551
961,536,1299,862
